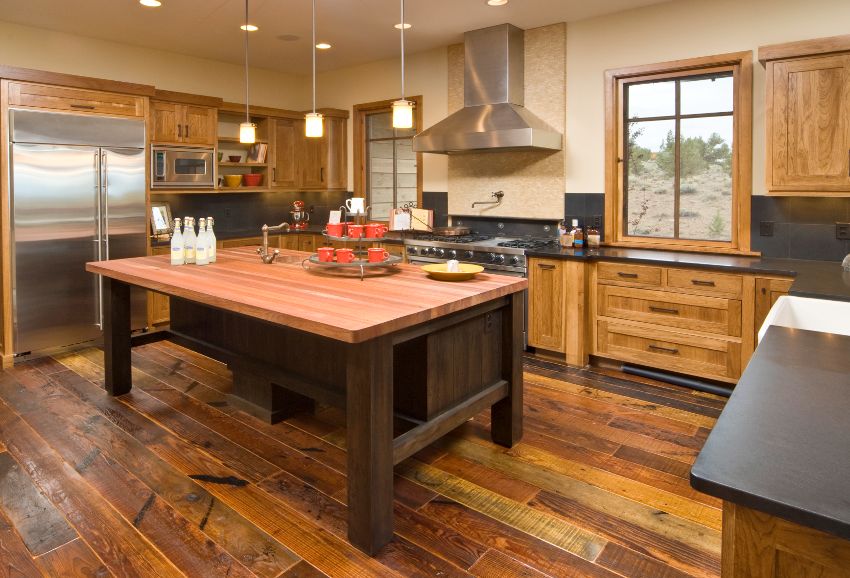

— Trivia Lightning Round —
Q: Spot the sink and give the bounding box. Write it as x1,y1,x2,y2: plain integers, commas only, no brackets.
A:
758,295,850,342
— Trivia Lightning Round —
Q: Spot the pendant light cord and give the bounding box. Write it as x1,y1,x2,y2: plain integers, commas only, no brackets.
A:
400,0,405,99
312,0,317,114
244,0,250,124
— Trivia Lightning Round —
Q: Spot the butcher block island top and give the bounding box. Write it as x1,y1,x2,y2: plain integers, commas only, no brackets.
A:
86,247,527,343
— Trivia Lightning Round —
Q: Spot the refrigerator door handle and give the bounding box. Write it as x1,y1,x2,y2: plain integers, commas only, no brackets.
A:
94,151,103,329
102,150,110,260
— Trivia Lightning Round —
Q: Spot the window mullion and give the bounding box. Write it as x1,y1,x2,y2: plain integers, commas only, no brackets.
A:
673,80,681,240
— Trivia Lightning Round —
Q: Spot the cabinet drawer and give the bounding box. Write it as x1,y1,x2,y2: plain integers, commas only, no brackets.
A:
9,82,144,117
597,262,662,287
598,286,741,337
666,268,742,297
597,321,741,381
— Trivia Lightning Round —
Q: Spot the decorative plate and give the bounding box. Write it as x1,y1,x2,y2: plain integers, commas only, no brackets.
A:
421,263,484,281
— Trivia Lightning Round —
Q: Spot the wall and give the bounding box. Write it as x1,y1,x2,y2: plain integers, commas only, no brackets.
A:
565,0,850,197
0,20,308,110
315,47,450,193
447,23,567,220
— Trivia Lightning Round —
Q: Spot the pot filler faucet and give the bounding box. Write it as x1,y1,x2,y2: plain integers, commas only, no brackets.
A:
471,190,504,209
257,222,290,264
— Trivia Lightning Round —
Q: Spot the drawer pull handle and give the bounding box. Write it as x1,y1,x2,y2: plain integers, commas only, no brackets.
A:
70,104,96,110
648,344,679,355
649,306,679,315
691,279,716,287
617,272,639,278
538,264,556,270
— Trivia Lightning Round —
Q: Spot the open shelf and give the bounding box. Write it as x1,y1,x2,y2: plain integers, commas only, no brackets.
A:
215,186,269,193
217,136,269,144
218,162,268,167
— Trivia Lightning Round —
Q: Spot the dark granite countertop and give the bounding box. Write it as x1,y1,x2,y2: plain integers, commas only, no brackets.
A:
525,246,850,302
691,326,850,540
152,227,405,247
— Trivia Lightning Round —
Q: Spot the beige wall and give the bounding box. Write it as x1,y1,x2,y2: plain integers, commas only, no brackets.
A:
565,0,850,196
0,20,308,110
316,47,449,193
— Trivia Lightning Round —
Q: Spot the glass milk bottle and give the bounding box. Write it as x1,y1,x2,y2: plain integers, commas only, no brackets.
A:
195,218,209,265
183,217,196,264
206,217,217,263
170,218,184,265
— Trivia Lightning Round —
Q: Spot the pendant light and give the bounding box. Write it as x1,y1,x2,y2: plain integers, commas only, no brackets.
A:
239,0,257,143
305,0,324,138
392,0,414,129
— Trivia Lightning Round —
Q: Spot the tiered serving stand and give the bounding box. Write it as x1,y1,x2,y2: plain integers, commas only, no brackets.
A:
302,205,403,280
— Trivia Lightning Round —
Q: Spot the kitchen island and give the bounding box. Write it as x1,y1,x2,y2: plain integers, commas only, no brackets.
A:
86,248,526,555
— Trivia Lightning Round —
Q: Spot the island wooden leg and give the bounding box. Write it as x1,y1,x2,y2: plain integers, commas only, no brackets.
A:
345,335,394,555
491,291,524,447
103,277,132,396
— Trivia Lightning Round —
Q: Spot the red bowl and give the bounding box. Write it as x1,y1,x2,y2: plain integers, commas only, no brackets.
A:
242,173,263,187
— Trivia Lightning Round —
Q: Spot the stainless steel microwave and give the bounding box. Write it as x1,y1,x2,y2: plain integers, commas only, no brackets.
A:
151,145,215,188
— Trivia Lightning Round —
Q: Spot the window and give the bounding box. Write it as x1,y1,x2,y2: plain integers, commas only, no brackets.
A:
605,53,753,253
354,97,422,221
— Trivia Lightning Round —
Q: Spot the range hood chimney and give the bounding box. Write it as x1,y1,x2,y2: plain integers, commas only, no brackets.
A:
413,23,563,154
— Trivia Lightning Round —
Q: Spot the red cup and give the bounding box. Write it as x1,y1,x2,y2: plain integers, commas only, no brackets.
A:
317,246,335,262
367,248,389,263
335,248,355,263
365,223,388,238
346,224,364,239
325,222,345,237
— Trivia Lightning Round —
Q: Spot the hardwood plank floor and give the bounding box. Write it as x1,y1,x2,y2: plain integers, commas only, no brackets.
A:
0,341,724,577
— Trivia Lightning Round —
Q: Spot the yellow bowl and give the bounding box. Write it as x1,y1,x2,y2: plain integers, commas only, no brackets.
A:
223,175,242,188
421,263,484,281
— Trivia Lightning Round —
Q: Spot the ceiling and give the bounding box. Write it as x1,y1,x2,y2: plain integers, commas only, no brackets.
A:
0,0,671,75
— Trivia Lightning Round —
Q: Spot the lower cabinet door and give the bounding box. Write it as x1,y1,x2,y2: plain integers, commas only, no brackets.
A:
528,258,565,353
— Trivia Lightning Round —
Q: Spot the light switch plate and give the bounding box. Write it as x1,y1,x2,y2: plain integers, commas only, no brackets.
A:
837,222,850,240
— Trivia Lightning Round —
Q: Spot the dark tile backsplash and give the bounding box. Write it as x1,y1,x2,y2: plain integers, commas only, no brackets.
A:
422,191,448,228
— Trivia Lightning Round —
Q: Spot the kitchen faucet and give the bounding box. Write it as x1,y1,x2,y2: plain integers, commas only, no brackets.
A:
472,190,504,209
257,222,290,264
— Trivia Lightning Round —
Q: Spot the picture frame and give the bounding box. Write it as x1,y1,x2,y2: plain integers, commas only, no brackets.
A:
150,201,173,236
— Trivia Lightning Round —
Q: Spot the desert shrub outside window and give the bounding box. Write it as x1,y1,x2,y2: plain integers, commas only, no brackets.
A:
605,53,753,253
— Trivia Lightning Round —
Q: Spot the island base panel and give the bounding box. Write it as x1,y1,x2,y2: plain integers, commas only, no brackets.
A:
103,278,132,396
722,502,850,577
227,369,315,423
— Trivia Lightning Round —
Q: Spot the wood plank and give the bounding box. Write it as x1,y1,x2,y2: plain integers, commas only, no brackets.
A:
11,364,298,578
612,445,692,479
280,560,330,577
468,549,552,578
0,506,48,578
0,452,78,556
595,542,696,578
33,539,112,578
87,248,526,343
0,401,184,578
431,453,541,504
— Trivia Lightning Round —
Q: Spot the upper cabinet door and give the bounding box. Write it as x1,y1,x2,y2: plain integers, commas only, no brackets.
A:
768,54,850,192
150,101,183,144
271,118,299,189
300,128,329,190
182,105,217,146
324,117,347,190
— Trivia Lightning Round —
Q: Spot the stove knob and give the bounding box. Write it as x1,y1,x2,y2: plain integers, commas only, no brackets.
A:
448,250,457,259
509,256,520,266
419,248,429,256
407,246,417,255
464,250,474,259
435,248,445,257
427,247,436,255
494,255,506,265
486,252,496,263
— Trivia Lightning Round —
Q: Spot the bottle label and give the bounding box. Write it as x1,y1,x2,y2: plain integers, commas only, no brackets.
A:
574,239,584,247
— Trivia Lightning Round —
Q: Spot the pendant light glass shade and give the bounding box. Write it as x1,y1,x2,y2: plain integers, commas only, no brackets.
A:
392,0,414,129
305,113,324,138
305,0,323,138
392,99,414,129
239,122,257,144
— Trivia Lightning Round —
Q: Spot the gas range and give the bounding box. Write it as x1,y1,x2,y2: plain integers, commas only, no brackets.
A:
404,235,559,275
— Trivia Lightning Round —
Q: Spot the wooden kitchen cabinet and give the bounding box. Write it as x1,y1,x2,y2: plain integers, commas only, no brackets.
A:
7,81,144,117
148,246,170,327
271,117,300,189
761,36,850,194
300,116,347,191
754,276,793,341
528,258,566,353
151,100,217,145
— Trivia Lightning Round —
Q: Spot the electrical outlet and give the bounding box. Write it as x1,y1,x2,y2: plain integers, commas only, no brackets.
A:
224,207,232,218
760,221,775,237
591,215,603,228
837,222,850,240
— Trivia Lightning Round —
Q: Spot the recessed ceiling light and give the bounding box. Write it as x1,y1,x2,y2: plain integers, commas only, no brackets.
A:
316,42,332,50
394,22,412,30
486,0,508,5
240,24,259,31
139,0,161,6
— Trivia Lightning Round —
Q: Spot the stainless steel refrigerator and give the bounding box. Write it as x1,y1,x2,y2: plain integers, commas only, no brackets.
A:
9,108,147,355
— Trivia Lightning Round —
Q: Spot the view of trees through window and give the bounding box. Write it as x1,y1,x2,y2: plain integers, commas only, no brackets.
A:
366,111,417,220
624,72,734,241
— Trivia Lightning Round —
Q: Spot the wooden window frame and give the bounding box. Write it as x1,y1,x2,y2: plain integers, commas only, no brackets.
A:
604,52,754,254
353,96,423,221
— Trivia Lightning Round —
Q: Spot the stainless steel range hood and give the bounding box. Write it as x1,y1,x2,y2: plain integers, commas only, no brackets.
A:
413,24,562,154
